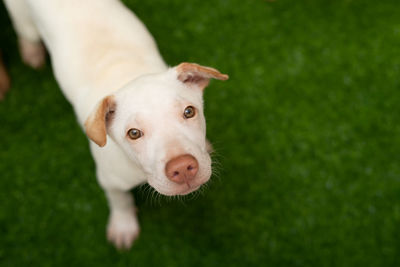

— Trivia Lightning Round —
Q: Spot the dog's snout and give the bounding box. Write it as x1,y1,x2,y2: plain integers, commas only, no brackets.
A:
165,154,199,184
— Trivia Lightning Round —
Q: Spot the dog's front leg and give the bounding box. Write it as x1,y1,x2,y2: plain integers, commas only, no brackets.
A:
104,188,140,250
4,0,46,69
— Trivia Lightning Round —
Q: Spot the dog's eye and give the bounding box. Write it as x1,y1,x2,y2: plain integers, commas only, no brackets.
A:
127,128,143,140
183,106,196,119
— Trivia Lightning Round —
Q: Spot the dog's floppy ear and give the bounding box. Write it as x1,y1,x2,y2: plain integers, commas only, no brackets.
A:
84,95,116,147
176,62,229,89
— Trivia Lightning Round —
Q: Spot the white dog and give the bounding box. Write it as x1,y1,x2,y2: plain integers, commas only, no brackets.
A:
4,0,228,249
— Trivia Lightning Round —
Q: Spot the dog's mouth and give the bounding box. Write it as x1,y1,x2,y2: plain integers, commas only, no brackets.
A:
155,182,204,196
176,183,202,195
147,176,207,196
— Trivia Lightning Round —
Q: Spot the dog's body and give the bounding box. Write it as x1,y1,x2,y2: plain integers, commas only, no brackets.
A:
4,0,227,249
5,0,167,122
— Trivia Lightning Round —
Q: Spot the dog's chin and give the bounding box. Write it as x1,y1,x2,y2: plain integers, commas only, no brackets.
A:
175,184,202,196
148,178,207,196
152,183,203,196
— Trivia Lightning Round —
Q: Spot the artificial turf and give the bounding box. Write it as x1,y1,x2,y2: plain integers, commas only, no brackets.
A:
1,0,400,266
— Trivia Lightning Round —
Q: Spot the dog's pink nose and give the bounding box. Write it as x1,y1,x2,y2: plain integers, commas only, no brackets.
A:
165,154,199,184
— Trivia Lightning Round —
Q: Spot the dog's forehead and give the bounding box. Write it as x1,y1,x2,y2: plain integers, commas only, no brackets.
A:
115,73,202,119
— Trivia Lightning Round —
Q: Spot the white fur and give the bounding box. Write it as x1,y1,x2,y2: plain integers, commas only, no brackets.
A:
3,0,217,249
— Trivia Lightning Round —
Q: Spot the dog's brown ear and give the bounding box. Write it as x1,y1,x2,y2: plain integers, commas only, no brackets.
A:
176,62,229,89
84,95,116,147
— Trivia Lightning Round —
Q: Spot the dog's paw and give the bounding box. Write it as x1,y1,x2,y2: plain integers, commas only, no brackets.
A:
0,63,10,100
19,38,45,69
107,210,140,250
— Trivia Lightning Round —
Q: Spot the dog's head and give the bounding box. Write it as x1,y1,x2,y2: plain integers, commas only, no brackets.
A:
84,63,228,195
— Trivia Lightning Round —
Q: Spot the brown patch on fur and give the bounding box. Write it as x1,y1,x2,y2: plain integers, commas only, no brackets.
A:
176,62,229,89
84,95,116,147
0,52,10,100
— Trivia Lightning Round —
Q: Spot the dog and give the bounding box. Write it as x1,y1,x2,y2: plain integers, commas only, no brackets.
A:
3,0,228,249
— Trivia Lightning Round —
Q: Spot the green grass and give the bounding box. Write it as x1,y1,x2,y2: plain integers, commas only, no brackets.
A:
1,0,400,266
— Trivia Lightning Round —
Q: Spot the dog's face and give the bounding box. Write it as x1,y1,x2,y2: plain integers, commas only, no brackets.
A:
85,63,228,195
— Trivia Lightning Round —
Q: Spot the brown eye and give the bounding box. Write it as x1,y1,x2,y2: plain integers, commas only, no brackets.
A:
183,106,196,119
127,128,143,140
